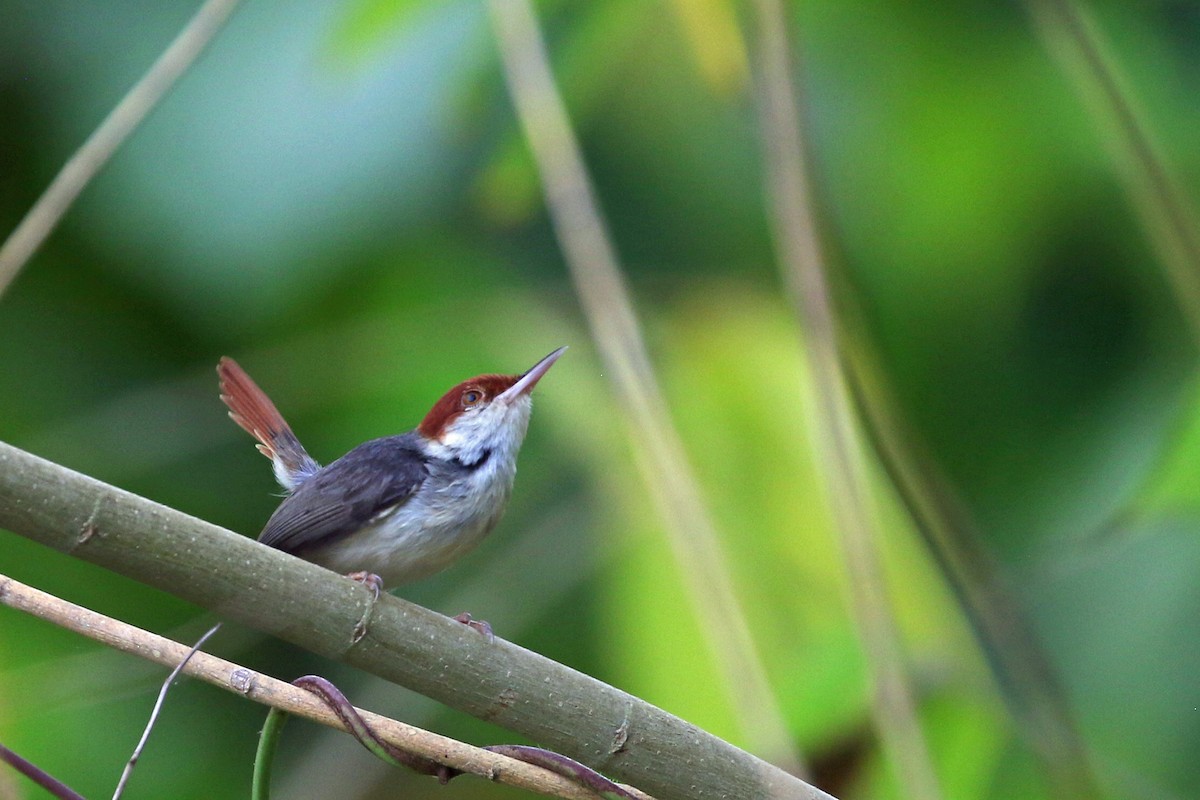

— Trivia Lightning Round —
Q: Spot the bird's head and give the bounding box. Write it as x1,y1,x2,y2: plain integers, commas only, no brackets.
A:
417,347,566,466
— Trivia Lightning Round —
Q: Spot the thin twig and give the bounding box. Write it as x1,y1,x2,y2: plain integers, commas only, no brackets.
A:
0,574,652,800
486,0,806,777
0,0,242,298
112,622,222,799
0,743,87,800
748,2,944,799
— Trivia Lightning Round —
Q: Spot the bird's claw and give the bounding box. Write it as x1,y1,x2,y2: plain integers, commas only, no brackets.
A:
453,612,494,642
347,571,383,601
347,571,384,644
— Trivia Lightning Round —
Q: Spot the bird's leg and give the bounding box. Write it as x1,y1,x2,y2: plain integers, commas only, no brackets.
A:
347,571,384,644
452,612,494,642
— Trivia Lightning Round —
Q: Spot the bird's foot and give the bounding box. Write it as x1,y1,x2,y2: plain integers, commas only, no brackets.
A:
347,571,384,644
452,612,494,643
347,571,384,601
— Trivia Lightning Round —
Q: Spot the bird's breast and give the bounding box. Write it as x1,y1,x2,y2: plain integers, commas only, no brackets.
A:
305,453,518,587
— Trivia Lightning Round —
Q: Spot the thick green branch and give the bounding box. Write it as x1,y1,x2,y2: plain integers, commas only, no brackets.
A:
0,441,832,800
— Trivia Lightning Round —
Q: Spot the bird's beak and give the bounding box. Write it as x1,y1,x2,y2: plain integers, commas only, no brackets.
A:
498,346,567,404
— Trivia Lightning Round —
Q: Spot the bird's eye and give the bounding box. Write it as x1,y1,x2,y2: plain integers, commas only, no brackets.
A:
462,389,483,407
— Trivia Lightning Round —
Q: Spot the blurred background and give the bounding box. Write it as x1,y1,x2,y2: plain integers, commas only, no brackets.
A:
1,1,1199,798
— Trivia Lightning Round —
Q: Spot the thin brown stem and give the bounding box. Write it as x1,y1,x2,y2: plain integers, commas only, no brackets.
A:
0,574,647,800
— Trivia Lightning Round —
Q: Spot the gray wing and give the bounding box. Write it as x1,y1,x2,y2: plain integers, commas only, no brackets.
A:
258,435,428,555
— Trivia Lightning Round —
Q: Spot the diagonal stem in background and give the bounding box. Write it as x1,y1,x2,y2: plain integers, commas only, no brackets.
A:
486,0,806,777
0,0,242,298
1023,0,1200,339
841,353,1101,798
748,2,944,799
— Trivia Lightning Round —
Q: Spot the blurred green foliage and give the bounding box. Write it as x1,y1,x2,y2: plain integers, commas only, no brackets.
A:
1,1,1198,799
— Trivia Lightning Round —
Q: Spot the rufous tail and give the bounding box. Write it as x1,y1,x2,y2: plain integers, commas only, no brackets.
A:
217,357,319,492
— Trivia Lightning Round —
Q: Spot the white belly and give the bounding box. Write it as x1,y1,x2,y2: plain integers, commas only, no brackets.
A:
304,456,517,588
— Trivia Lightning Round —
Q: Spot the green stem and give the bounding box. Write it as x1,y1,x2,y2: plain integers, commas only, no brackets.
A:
252,709,289,800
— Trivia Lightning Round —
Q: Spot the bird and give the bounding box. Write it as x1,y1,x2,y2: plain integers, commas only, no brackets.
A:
217,348,565,596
